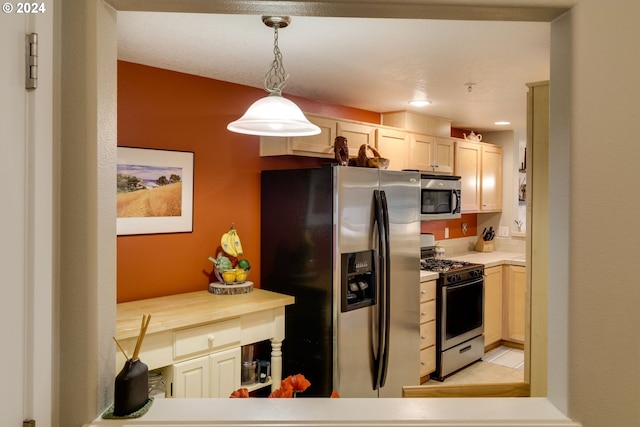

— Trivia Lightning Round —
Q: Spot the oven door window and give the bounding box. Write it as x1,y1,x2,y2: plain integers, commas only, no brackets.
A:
421,189,453,214
444,278,483,341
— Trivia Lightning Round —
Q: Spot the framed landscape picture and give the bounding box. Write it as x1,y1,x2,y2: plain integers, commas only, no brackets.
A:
117,147,194,235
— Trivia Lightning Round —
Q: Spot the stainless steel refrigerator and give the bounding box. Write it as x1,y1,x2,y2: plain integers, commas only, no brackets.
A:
260,165,420,397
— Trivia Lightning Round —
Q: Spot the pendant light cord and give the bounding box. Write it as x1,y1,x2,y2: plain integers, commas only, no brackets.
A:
264,25,288,96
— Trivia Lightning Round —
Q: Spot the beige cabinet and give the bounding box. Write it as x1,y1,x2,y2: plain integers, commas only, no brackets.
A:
409,134,454,174
375,127,409,171
455,140,482,212
454,139,503,212
337,120,377,158
166,346,241,398
483,266,503,349
419,280,437,381
260,114,337,158
480,144,503,211
504,265,527,343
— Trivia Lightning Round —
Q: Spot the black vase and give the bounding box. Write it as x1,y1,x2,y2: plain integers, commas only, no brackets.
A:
114,358,149,416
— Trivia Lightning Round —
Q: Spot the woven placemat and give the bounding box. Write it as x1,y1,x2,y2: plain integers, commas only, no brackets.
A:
102,398,153,419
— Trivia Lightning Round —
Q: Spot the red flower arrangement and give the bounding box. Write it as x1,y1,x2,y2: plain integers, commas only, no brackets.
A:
230,374,339,398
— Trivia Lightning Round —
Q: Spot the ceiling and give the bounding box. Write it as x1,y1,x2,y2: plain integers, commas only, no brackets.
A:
117,12,550,133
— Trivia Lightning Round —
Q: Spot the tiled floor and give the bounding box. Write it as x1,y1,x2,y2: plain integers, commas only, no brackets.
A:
424,345,525,386
483,345,525,371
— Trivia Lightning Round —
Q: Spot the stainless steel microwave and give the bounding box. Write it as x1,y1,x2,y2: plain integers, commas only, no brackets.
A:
420,174,461,220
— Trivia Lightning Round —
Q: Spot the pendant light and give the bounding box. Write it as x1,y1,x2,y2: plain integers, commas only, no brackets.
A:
227,16,321,137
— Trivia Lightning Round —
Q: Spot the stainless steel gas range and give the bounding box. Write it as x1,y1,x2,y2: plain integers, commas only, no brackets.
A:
420,235,485,381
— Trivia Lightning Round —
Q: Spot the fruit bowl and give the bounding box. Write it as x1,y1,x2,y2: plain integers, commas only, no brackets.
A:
215,268,250,285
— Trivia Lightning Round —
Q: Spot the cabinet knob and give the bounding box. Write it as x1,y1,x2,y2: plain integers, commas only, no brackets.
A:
421,335,427,340
420,290,427,295
207,334,215,344
421,362,425,366
420,312,426,316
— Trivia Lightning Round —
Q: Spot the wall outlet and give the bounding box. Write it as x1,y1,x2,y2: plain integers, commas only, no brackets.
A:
499,226,509,237
444,227,449,239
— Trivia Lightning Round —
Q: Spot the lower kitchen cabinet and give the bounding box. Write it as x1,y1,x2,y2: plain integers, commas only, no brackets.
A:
419,280,437,381
165,347,241,398
505,265,527,343
483,266,503,349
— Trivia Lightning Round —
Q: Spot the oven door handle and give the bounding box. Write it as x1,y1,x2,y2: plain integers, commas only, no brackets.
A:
444,276,484,290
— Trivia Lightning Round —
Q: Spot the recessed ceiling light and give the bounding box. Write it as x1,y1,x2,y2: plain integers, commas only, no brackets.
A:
494,121,511,126
409,100,431,107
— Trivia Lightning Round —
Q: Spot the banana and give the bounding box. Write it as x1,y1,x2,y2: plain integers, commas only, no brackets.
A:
221,227,243,257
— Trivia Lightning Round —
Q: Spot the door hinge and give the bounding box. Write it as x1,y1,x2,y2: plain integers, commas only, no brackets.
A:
23,420,35,427
25,33,38,90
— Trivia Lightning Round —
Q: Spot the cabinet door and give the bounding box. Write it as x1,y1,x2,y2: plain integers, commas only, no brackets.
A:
170,355,210,398
505,265,527,343
483,266,503,348
209,347,241,398
260,115,337,158
409,133,435,171
454,140,481,212
376,128,409,171
481,144,503,211
337,120,377,158
433,137,455,174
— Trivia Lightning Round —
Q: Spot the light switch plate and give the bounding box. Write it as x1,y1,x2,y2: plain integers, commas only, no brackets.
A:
499,226,509,237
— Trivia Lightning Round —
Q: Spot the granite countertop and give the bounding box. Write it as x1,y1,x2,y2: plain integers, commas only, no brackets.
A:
419,251,526,282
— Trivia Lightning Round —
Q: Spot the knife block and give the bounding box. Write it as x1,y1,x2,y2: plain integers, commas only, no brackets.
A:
474,239,494,253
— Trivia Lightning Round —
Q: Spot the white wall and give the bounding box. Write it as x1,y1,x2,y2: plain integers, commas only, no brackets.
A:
563,2,640,424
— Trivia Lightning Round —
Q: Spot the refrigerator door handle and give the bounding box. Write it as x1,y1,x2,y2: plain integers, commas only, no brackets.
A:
379,190,391,388
372,190,386,391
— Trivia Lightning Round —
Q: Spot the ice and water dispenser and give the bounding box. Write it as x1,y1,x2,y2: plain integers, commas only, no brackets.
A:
341,250,376,312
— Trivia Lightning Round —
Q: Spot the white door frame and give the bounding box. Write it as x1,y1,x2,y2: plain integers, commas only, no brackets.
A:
0,10,55,427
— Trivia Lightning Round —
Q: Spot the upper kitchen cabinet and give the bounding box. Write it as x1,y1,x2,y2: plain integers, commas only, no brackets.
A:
260,115,376,159
409,134,454,174
455,139,503,213
480,143,503,211
336,120,377,158
260,114,337,158
375,127,409,171
381,110,451,138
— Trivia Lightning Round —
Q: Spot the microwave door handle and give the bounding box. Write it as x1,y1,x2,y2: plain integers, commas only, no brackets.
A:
451,190,460,214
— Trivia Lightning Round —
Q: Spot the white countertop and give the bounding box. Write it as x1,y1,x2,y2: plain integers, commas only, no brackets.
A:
85,397,579,427
420,251,525,282
449,251,526,268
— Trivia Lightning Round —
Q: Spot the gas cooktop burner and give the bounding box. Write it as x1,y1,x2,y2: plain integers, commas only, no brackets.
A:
420,258,476,273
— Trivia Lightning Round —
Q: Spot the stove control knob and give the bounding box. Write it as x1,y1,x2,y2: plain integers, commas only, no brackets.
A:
470,270,480,278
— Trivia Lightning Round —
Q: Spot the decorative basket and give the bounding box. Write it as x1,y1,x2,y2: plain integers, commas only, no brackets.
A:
355,144,390,169
214,268,250,285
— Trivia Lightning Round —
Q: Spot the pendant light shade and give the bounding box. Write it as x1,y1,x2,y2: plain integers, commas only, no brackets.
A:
227,94,321,137
227,16,321,137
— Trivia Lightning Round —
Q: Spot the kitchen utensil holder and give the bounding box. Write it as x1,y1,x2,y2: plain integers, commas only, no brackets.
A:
114,358,149,416
474,239,494,253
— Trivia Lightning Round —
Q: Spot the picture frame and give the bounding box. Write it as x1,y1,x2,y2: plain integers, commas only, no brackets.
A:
117,147,194,235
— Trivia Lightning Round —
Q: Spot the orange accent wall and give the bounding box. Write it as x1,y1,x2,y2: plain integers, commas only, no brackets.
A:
117,61,380,303
420,214,477,241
